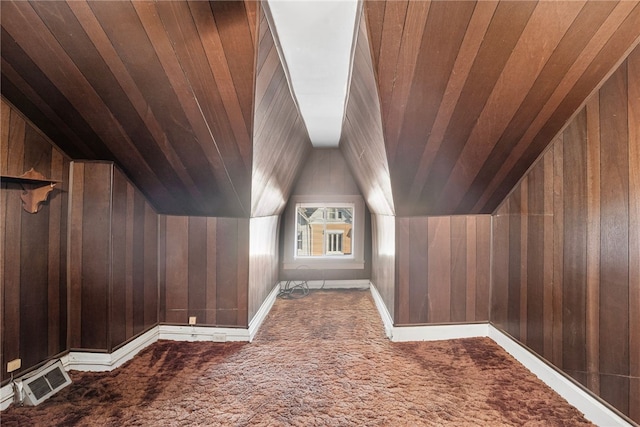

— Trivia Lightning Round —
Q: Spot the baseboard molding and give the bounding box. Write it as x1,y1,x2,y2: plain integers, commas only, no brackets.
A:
391,322,490,342
248,283,280,341
0,382,14,411
365,292,632,427
487,325,632,427
369,282,393,339
63,327,160,372
281,279,370,290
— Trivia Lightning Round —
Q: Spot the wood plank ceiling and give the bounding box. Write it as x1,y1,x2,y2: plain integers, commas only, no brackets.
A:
2,1,640,218
1,0,257,217
366,0,640,216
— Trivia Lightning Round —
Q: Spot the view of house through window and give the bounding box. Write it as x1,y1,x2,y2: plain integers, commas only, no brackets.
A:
296,205,354,257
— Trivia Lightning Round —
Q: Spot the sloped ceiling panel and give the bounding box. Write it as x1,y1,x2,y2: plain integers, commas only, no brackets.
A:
1,1,257,217
340,10,394,216
251,6,312,218
366,0,640,216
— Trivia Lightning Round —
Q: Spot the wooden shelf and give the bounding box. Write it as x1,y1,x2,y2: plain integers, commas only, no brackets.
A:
0,168,60,214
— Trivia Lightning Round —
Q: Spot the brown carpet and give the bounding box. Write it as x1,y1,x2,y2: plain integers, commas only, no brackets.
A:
2,289,592,426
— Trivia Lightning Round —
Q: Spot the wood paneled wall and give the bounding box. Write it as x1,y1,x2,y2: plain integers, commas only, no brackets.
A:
1,1,258,216
251,7,311,217
371,214,395,319
280,149,371,281
491,45,640,423
340,10,394,216
160,216,249,327
68,161,158,352
395,215,491,325
248,216,279,322
1,98,69,383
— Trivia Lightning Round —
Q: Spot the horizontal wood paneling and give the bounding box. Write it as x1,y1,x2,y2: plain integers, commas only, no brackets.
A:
251,8,311,217
1,98,69,383
365,0,640,216
490,45,640,423
394,215,491,325
1,0,257,216
68,161,158,352
161,216,249,327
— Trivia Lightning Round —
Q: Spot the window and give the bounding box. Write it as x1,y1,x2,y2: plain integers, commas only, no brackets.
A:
295,204,353,257
284,195,365,270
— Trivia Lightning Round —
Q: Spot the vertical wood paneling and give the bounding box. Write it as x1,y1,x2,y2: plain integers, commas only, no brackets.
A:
628,46,640,424
490,46,640,422
188,217,208,323
396,215,491,325
1,99,70,381
491,205,510,329
475,215,491,321
408,218,428,324
69,162,84,349
450,216,467,322
598,61,629,414
161,215,249,327
206,218,217,325
80,162,111,350
395,219,410,324
585,94,601,393
110,168,127,349
562,110,587,377
164,215,188,324
143,202,158,331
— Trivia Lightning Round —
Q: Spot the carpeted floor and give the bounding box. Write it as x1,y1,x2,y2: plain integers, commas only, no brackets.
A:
2,289,593,426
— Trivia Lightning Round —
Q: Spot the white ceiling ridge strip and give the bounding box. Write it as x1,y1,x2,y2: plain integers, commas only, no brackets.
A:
266,0,360,148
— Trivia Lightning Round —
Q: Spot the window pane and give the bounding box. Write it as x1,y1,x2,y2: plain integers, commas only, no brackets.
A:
296,205,353,257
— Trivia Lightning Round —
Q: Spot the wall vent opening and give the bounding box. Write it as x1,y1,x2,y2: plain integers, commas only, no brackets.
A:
17,360,71,406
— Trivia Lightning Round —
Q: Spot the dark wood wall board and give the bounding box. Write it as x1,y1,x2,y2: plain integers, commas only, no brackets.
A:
143,204,158,331
340,13,394,216
450,216,467,323
627,44,640,424
408,218,428,324
395,215,491,326
456,1,616,214
160,216,249,328
79,162,111,350
561,111,588,375
526,162,545,355
2,0,258,217
251,7,311,217
479,2,640,213
110,166,128,349
163,215,189,324
188,217,209,323
1,99,69,381
489,46,640,422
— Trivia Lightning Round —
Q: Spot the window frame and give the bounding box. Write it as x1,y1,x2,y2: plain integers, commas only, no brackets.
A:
283,195,365,270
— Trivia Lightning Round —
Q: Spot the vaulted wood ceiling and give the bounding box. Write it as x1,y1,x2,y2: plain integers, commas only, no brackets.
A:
366,0,640,216
2,1,640,218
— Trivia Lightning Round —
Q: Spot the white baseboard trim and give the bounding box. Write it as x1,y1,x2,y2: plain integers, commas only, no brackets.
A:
248,284,280,341
369,282,393,339
487,325,632,427
391,323,490,342
63,327,160,372
367,297,631,426
158,325,250,342
281,279,370,290
0,382,14,411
